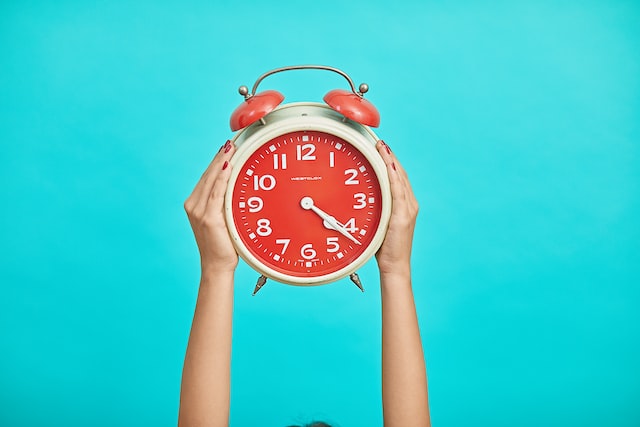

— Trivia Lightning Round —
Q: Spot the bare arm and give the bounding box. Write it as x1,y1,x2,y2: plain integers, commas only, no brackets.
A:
376,141,431,427
179,141,237,427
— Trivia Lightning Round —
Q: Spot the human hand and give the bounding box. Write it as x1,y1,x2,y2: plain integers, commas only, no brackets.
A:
375,140,419,276
184,140,238,277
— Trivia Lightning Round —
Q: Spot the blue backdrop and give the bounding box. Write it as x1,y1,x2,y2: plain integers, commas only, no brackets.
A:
1,1,638,426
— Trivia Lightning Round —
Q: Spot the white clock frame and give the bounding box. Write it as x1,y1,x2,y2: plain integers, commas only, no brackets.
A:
224,102,392,286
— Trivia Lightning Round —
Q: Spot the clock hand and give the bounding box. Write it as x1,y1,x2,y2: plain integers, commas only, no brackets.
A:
300,197,361,246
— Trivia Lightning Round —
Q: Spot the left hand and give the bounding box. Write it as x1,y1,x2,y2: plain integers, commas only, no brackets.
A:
184,140,238,277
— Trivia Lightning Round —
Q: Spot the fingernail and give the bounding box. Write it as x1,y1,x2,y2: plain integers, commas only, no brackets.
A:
224,139,231,148
392,162,396,171
224,144,231,153
380,140,391,152
222,161,229,170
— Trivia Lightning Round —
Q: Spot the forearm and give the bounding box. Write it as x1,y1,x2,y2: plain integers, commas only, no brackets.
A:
381,270,430,427
179,271,235,427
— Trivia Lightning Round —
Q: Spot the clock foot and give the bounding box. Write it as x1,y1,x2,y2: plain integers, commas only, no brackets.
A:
252,275,268,296
350,273,364,292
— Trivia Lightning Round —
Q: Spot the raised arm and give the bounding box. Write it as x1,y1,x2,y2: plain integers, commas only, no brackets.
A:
179,140,237,427
375,141,431,427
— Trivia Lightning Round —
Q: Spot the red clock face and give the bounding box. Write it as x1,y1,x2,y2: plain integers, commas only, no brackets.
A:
231,130,383,279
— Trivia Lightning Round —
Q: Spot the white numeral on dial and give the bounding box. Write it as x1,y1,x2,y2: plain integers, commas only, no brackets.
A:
256,219,272,236
326,237,340,253
247,196,263,213
254,174,276,191
344,169,359,185
273,153,287,170
353,193,367,209
344,218,358,232
275,238,290,254
297,144,316,161
301,243,317,260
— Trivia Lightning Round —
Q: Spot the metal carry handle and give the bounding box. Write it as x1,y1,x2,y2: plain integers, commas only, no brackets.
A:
238,64,370,99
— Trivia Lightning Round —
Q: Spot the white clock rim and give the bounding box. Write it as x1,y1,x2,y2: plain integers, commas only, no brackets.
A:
224,102,392,286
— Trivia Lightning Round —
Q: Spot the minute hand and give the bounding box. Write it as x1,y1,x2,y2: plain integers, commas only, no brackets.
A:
300,196,361,246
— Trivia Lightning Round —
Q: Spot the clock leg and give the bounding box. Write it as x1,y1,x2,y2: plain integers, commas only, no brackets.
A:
252,275,268,296
350,273,364,292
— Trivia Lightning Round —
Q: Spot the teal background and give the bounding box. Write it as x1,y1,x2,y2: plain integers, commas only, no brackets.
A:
1,0,638,426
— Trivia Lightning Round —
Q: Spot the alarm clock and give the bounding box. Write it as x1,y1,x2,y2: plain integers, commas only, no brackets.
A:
224,65,391,294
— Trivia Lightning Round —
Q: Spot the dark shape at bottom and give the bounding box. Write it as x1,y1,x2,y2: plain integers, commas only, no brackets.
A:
252,275,268,296
350,272,364,292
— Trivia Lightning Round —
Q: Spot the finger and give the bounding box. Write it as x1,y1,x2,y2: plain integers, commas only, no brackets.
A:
185,141,228,211
378,140,417,204
376,140,406,205
393,161,419,215
204,143,236,217
394,159,416,203
202,139,232,173
377,141,421,222
376,140,409,190
192,140,235,214
376,139,397,172
393,156,418,208
383,143,412,191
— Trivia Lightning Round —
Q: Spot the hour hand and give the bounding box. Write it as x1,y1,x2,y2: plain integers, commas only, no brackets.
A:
300,196,361,245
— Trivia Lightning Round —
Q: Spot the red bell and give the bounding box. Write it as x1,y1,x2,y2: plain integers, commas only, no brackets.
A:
230,89,285,131
323,89,380,128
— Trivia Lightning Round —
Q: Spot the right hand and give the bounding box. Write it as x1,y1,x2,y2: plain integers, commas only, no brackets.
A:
375,140,419,276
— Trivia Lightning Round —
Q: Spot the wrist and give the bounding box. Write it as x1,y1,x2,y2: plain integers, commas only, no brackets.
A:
200,257,237,276
379,266,412,290
378,261,412,278
200,267,235,288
